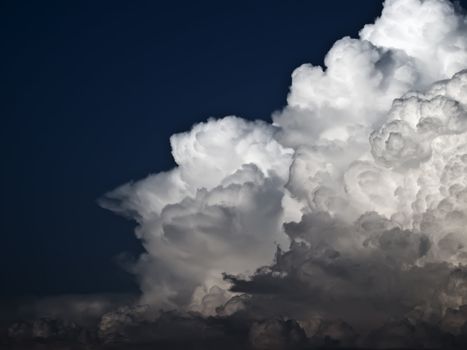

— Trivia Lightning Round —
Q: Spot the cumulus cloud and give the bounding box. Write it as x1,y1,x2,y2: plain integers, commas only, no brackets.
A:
100,116,293,309
99,0,467,343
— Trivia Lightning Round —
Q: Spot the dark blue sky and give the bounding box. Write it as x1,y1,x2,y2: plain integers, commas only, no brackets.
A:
1,0,425,296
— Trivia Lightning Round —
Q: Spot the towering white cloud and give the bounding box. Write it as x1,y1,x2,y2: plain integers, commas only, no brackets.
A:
101,0,467,326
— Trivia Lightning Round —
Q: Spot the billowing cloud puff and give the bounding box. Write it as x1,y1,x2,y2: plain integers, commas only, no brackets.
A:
360,0,467,82
100,116,293,309
101,0,467,335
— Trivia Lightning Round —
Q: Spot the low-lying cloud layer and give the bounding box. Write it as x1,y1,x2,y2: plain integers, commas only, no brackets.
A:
85,0,467,347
